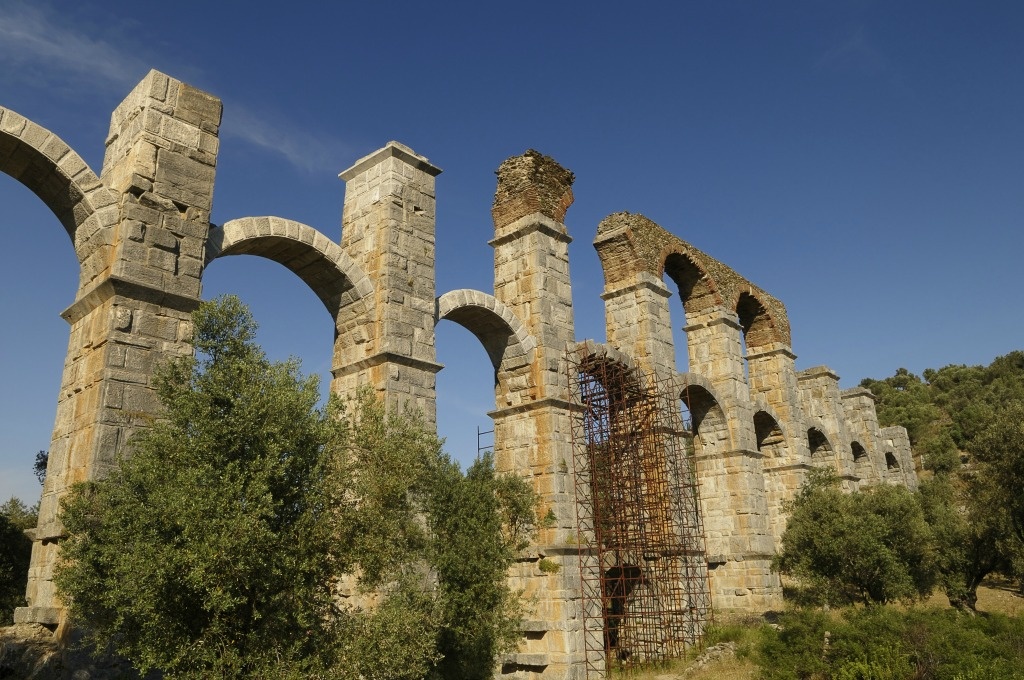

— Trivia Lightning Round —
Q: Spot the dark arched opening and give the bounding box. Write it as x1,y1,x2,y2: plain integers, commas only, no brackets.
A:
754,411,785,458
885,452,899,471
681,385,729,458
663,252,717,375
852,441,868,462
808,427,834,465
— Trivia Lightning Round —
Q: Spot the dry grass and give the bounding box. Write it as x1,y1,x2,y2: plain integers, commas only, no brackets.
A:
682,656,758,680
617,654,758,680
920,580,1024,617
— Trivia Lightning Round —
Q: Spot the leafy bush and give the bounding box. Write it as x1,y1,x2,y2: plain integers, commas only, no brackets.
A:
54,296,537,679
0,498,36,624
755,607,1024,680
774,468,937,605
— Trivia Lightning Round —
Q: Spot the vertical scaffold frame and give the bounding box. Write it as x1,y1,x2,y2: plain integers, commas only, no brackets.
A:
568,348,713,677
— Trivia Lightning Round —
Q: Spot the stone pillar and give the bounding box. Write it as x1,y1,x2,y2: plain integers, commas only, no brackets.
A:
797,367,857,486
841,387,885,486
682,312,780,610
880,426,918,491
18,70,221,626
601,272,676,379
334,142,443,423
690,437,780,610
489,150,584,679
685,308,749,406
747,344,801,428
747,343,811,549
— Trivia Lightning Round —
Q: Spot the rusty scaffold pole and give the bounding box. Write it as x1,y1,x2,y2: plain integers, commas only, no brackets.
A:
568,348,712,677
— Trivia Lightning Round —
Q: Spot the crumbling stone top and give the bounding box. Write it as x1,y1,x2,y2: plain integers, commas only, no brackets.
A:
492,150,575,231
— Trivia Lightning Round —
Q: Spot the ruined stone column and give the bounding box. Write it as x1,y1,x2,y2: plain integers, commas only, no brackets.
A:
601,272,676,379
797,367,857,486
335,142,443,422
684,308,749,406
488,150,585,679
747,343,811,549
841,387,886,486
18,70,221,626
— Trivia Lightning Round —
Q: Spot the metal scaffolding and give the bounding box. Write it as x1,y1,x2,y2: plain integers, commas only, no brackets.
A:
568,350,712,677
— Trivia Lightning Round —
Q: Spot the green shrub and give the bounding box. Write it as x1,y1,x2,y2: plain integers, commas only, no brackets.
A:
756,609,832,680
754,607,1024,680
774,468,938,606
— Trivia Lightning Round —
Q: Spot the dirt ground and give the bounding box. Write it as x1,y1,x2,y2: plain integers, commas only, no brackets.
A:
938,578,1024,617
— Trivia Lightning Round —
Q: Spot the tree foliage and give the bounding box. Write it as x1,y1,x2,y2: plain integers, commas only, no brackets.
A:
757,606,1024,680
970,401,1024,545
861,351,1024,606
774,468,937,606
426,453,536,679
54,296,536,679
917,473,1010,611
0,497,37,624
56,296,345,677
33,450,48,485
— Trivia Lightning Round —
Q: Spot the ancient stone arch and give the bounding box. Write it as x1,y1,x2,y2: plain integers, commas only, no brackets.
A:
677,382,730,456
735,290,785,351
849,440,872,487
808,426,835,461
0,106,120,284
570,339,639,374
6,69,919,679
435,288,536,376
662,248,722,317
207,217,373,318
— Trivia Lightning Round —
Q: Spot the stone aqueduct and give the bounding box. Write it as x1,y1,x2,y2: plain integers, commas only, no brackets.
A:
2,71,916,677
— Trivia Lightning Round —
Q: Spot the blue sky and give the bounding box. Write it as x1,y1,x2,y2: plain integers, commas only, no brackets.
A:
2,1,1022,503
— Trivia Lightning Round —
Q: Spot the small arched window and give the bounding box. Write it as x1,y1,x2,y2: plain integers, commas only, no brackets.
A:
851,441,868,461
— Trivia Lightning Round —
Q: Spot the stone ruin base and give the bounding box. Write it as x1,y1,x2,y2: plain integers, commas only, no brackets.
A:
0,624,150,680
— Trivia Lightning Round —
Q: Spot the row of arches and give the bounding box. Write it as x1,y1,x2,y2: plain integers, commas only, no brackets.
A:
0,103,912,647
595,212,789,382
0,101,545,468
0,105,909,512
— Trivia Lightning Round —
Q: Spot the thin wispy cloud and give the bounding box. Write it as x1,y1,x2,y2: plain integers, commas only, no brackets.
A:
222,103,352,176
0,1,349,174
0,2,146,92
817,26,887,74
